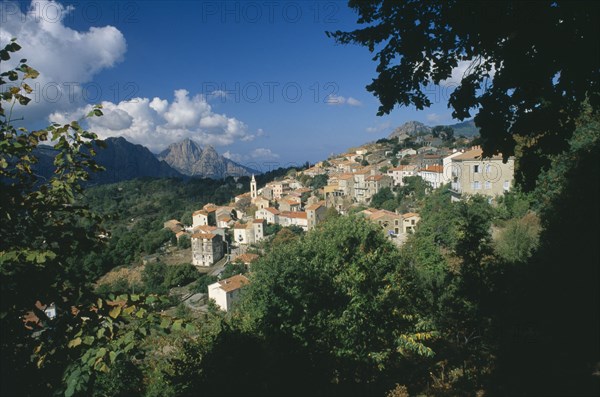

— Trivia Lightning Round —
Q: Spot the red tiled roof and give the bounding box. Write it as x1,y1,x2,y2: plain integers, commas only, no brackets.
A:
217,274,250,293
191,233,217,240
280,211,307,219
402,212,420,219
421,165,444,173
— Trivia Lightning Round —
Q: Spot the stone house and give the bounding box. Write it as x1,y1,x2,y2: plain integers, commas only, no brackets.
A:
191,232,224,267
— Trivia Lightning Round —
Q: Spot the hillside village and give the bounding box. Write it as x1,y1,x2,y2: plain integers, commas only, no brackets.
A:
162,125,515,311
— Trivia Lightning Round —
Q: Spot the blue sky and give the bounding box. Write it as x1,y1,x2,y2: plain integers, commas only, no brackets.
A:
1,0,466,170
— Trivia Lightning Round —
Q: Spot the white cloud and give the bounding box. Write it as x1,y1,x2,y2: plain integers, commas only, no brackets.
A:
426,113,447,125
222,151,244,163
366,121,391,134
250,148,279,160
346,97,362,107
223,147,280,164
0,0,127,122
440,60,496,87
49,89,259,152
325,95,362,107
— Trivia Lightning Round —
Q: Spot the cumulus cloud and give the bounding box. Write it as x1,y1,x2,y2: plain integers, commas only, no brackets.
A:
325,95,362,107
0,0,127,122
49,90,260,152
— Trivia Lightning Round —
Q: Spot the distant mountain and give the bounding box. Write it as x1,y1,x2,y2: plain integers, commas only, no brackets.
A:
388,119,479,140
32,137,182,185
446,119,479,137
157,138,255,178
388,121,432,139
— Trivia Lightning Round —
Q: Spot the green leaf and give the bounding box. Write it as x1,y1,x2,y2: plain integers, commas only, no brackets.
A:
109,351,118,364
68,337,82,348
160,318,171,329
108,305,121,319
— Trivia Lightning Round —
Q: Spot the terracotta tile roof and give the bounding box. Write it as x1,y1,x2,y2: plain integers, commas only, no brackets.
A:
203,204,218,212
191,233,217,240
402,212,420,219
280,211,308,219
217,274,250,293
193,209,208,216
421,165,444,173
338,174,354,180
264,207,280,215
453,147,504,161
193,225,218,233
253,219,265,224
175,231,187,238
234,223,249,229
366,175,385,181
369,209,399,220
305,203,324,211
389,165,418,172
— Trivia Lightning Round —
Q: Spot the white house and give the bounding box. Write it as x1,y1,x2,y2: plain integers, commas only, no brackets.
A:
387,165,418,186
208,274,250,312
233,220,265,245
255,207,280,224
278,211,308,231
418,165,444,189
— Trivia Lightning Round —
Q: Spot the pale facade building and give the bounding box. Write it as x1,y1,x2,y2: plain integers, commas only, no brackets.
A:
418,165,445,189
449,147,514,199
278,211,309,230
255,207,280,224
208,274,250,312
191,233,224,267
402,213,420,233
387,165,418,186
305,202,327,230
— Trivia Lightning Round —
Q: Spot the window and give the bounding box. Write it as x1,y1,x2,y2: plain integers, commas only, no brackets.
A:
485,164,492,173
473,181,481,190
504,180,510,190
485,181,491,189
473,164,480,173
411,220,416,225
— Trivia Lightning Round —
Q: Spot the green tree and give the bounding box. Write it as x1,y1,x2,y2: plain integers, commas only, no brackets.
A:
310,174,329,190
493,212,541,263
0,40,107,395
238,215,436,393
370,187,395,209
177,234,191,249
328,1,600,189
142,262,168,294
164,263,200,288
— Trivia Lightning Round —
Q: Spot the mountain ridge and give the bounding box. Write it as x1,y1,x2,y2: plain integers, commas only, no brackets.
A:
388,119,479,140
156,138,256,178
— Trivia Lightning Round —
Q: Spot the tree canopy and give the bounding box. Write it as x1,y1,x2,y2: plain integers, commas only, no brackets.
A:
328,1,600,188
